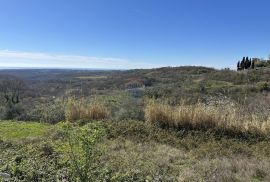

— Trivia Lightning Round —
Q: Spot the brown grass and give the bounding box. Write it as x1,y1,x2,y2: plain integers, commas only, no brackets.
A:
65,98,110,122
145,99,270,135
101,131,270,181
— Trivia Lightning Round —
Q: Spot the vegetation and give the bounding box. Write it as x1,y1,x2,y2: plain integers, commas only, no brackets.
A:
0,66,270,181
65,98,111,122
0,121,52,140
145,99,270,136
1,120,270,181
237,56,270,70
64,123,107,181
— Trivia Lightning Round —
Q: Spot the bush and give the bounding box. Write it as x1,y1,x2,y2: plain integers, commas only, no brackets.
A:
0,103,24,120
18,100,65,123
64,123,108,181
114,97,144,121
256,81,270,92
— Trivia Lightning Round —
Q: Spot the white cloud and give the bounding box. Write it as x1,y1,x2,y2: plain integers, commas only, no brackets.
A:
0,50,163,69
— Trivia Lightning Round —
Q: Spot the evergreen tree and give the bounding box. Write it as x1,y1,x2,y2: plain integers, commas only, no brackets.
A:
251,60,255,69
241,57,245,69
237,61,240,70
245,57,249,69
247,58,251,69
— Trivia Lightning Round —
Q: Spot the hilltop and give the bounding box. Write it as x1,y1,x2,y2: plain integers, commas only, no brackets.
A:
0,66,270,181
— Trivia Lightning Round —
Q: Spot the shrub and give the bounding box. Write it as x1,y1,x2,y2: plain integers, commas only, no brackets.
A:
63,123,108,181
114,97,144,121
256,81,269,92
0,102,24,120
17,100,65,123
40,143,55,156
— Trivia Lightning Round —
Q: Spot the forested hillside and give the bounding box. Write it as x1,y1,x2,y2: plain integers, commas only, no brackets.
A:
1,66,270,181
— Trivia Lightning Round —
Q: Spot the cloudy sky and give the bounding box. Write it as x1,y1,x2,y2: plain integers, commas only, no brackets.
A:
0,0,269,69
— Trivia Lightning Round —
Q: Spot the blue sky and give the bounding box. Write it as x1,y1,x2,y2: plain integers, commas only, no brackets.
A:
0,0,269,69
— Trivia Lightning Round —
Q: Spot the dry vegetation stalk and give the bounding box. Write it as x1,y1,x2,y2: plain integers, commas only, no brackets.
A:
145,99,270,135
65,98,110,122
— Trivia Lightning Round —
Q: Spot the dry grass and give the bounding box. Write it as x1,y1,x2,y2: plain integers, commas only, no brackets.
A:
145,99,270,135
65,98,110,122
102,138,270,181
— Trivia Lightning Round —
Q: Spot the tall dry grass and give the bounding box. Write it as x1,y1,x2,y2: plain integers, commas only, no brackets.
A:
145,100,270,135
65,98,110,122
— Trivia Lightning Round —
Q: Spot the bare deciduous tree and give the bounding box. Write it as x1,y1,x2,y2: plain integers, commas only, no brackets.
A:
0,75,27,104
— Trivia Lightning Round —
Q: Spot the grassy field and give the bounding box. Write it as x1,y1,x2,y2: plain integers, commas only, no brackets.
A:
1,120,270,181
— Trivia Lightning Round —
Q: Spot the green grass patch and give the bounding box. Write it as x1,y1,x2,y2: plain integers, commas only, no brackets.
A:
205,80,233,89
0,121,52,141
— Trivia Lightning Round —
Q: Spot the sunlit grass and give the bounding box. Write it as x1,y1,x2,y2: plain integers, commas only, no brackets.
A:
0,121,52,140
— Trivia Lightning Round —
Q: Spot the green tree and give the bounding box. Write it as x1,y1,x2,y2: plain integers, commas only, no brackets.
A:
251,60,255,69
245,57,250,69
237,61,240,70
240,57,245,69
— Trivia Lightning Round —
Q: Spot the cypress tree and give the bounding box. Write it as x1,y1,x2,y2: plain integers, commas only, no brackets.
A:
245,57,249,69
241,57,245,69
251,60,255,69
247,57,252,69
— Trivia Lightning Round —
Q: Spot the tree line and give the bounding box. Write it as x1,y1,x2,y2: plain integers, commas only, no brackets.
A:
237,57,255,70
237,56,270,71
